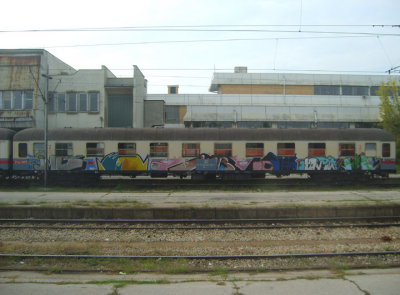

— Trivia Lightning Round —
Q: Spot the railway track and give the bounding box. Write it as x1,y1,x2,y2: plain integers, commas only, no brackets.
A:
1,216,400,230
3,175,400,189
1,217,399,272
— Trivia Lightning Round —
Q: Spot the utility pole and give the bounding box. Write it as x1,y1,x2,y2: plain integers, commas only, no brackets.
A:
41,71,52,188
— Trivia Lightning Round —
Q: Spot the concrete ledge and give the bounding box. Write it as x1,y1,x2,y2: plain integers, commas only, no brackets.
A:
0,205,399,220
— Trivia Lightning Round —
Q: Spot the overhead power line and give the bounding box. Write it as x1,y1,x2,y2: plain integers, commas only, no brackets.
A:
41,35,385,49
1,24,399,33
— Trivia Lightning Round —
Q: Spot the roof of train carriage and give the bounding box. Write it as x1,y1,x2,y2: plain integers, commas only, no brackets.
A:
13,128,396,142
0,128,16,140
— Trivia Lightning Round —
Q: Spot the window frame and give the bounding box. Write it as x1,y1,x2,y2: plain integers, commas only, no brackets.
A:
150,142,168,157
339,143,356,157
182,143,200,157
67,92,78,113
246,143,264,157
86,142,105,157
308,143,326,157
57,93,66,112
55,142,73,157
118,143,136,156
88,92,99,113
33,142,45,159
277,143,295,156
365,143,377,157
79,93,88,112
18,143,28,157
382,143,391,157
214,143,232,157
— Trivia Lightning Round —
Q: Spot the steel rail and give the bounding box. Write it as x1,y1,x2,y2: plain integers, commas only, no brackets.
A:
1,251,400,260
1,216,399,224
1,223,399,230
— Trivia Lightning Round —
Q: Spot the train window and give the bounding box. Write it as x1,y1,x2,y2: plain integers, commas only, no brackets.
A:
246,143,264,157
55,143,73,157
18,143,27,157
382,143,391,157
86,143,105,157
277,143,295,156
150,143,168,157
182,143,200,157
308,143,326,157
365,143,377,157
339,143,355,157
118,143,136,156
214,143,232,157
33,143,45,159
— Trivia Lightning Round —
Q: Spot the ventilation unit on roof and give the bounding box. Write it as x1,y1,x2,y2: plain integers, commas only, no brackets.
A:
234,66,248,73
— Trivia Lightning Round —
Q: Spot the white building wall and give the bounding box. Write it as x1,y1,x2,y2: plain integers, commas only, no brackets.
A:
46,69,109,128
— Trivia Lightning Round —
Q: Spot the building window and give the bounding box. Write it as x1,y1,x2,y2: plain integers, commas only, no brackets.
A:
182,143,200,157
339,143,355,156
57,93,66,112
314,85,340,95
79,93,87,112
2,91,11,109
370,86,380,96
365,143,377,157
214,143,232,157
86,143,105,157
24,90,33,109
33,142,45,159
89,92,99,112
12,91,23,110
382,143,391,157
238,121,271,128
278,122,310,129
55,143,73,156
118,143,136,156
165,106,180,124
67,92,77,112
317,122,349,128
277,143,295,156
18,143,27,157
0,90,34,110
308,143,326,157
150,143,168,157
355,122,379,128
246,143,264,157
342,86,369,96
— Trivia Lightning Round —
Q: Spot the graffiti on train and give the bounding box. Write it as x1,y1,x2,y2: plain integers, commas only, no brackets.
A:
18,152,389,172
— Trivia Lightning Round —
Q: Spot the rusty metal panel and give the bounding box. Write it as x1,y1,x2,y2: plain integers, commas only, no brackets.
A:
0,56,40,90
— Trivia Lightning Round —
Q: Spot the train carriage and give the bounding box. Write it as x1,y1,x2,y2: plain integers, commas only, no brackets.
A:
12,128,397,181
0,128,16,179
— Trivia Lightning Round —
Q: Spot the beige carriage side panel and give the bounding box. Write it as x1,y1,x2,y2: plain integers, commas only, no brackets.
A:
326,142,338,158
293,141,308,159
168,142,182,158
200,141,214,156
232,141,245,158
264,141,276,156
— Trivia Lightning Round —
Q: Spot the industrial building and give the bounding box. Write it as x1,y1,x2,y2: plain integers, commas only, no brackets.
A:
0,49,396,131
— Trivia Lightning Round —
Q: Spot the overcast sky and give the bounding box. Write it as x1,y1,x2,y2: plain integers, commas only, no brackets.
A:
2,0,400,93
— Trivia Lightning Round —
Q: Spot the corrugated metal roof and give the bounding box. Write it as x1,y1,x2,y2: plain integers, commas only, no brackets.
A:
13,128,395,142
